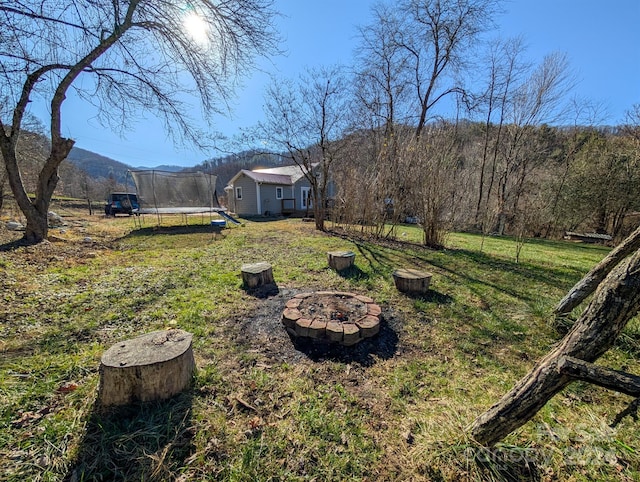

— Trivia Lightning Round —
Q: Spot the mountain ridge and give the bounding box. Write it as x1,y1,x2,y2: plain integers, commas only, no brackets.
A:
66,147,184,184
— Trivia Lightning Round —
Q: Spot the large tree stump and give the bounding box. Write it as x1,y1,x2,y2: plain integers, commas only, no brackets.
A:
241,262,274,288
392,268,432,295
327,251,356,271
98,329,195,407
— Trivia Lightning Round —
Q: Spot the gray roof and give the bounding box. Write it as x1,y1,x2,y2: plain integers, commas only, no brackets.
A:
253,165,312,183
241,170,292,185
228,164,315,187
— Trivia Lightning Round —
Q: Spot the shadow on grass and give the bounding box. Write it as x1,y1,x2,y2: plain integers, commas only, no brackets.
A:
243,282,280,299
424,444,542,482
66,392,194,481
397,288,454,305
123,224,227,238
0,238,33,251
291,314,399,367
334,229,592,299
335,265,370,281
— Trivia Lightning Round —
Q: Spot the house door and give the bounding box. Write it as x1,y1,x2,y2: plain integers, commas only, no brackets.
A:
301,187,312,210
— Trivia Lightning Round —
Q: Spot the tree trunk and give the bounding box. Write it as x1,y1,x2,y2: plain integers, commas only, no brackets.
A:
557,356,640,397
470,248,640,446
554,224,640,316
327,251,355,271
1,134,73,243
392,268,432,294
241,262,275,289
99,329,195,407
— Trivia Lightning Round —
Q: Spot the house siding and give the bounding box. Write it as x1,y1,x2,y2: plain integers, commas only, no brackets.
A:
259,184,286,215
233,174,258,216
227,165,334,217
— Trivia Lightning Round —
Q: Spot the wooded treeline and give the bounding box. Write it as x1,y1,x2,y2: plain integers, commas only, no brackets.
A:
331,119,640,246
6,118,638,250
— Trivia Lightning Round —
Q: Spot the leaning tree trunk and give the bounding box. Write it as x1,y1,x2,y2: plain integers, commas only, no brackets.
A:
470,248,640,446
554,224,640,316
2,139,73,243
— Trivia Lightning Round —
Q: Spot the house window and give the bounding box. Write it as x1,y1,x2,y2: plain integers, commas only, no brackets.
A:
276,187,283,200
235,187,242,200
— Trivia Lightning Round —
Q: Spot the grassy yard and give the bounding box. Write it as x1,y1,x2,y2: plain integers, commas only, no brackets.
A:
0,213,638,481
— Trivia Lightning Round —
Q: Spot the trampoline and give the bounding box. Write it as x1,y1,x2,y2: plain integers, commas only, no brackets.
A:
127,170,226,226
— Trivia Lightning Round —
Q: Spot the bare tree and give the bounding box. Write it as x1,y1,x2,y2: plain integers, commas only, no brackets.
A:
472,37,528,229
0,0,278,243
346,0,499,241
492,52,573,235
403,121,463,248
397,0,501,137
351,4,413,237
262,66,350,231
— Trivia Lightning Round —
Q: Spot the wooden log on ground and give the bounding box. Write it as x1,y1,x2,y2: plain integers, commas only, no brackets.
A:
241,262,274,289
470,249,640,446
98,329,194,407
392,268,432,294
327,251,356,271
557,356,640,397
555,224,640,316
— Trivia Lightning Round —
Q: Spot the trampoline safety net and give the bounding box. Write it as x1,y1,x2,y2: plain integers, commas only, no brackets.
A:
129,170,220,214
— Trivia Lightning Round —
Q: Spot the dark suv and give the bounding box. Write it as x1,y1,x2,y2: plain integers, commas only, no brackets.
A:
105,192,139,216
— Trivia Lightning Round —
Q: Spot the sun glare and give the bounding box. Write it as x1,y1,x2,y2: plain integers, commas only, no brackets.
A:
183,12,209,45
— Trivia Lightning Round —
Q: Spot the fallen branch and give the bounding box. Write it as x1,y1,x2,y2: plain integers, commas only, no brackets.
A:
557,356,640,397
470,249,640,446
554,224,640,316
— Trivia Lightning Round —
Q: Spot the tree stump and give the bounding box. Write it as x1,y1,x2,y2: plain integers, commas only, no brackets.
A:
327,251,356,271
98,329,195,407
392,268,432,295
241,262,274,288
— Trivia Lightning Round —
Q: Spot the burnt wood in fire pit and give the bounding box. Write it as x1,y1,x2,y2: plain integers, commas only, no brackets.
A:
282,291,381,346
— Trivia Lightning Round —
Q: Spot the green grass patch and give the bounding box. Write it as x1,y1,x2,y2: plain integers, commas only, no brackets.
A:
0,215,637,481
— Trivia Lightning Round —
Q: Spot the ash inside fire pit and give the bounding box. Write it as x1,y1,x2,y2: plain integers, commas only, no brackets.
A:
331,311,349,322
282,291,381,346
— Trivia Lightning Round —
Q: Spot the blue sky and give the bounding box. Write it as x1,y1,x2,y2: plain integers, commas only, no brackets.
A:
37,0,640,167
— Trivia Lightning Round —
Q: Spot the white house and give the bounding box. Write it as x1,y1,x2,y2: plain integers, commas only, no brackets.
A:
226,164,331,217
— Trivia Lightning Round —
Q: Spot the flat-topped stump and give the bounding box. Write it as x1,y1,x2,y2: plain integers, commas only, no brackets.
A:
393,268,432,295
98,329,195,407
327,251,356,271
282,291,381,346
241,262,274,289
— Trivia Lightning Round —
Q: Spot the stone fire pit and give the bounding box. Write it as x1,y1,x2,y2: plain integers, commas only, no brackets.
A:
282,291,381,346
